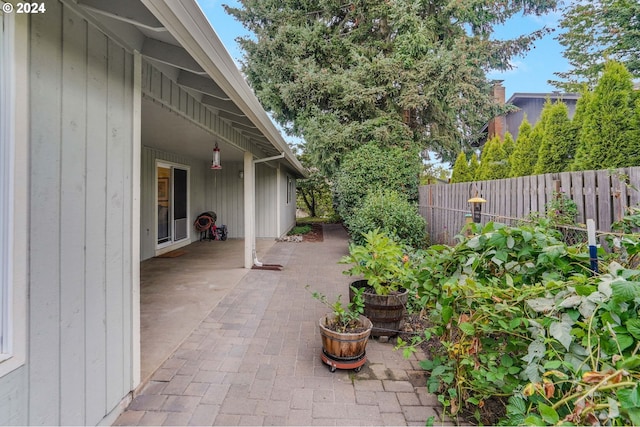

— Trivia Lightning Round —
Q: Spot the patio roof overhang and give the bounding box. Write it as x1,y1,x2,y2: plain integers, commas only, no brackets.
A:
69,0,307,178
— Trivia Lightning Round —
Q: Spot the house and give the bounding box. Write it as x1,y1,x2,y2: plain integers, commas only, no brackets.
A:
482,81,580,143
0,0,306,424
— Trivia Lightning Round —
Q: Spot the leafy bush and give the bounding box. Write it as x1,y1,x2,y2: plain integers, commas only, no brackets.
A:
345,189,427,248
340,229,412,295
333,143,422,223
288,225,312,235
398,221,640,425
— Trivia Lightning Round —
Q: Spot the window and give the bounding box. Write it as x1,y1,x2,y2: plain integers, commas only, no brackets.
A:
156,162,190,248
0,3,26,376
286,176,293,204
0,3,13,359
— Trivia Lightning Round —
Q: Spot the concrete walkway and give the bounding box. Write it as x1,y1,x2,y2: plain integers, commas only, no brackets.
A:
114,224,453,426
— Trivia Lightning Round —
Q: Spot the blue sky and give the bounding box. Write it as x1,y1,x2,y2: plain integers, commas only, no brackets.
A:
196,1,571,100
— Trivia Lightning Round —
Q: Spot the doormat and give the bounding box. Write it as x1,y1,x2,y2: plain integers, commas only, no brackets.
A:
156,249,187,258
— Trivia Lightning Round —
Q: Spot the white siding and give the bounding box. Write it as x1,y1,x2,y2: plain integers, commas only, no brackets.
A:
14,3,135,425
280,171,298,236
204,160,246,239
255,164,278,237
141,62,261,158
140,147,211,260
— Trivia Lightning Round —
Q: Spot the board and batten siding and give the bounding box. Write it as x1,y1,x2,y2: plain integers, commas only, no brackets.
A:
255,164,279,238
204,160,246,239
279,170,297,238
1,3,138,425
141,61,262,159
140,147,210,260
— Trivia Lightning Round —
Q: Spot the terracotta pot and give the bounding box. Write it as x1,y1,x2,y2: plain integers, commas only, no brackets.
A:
318,314,372,360
349,279,409,337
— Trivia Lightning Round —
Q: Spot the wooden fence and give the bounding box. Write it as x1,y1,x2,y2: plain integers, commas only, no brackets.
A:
419,167,640,245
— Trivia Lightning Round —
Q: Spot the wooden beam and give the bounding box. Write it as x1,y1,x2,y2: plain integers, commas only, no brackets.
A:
177,70,230,100
218,111,258,129
77,0,164,31
141,38,206,75
201,95,246,117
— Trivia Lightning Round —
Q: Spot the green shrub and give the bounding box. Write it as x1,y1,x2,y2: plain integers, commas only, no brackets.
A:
333,143,422,223
345,189,427,248
397,221,640,426
287,225,312,235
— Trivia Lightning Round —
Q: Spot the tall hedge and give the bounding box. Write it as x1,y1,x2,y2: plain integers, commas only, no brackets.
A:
334,142,422,223
509,115,535,177
534,101,576,174
571,61,640,170
451,152,472,183
469,152,480,181
477,136,509,180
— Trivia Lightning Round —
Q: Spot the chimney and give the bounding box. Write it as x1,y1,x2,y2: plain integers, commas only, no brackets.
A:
488,81,506,140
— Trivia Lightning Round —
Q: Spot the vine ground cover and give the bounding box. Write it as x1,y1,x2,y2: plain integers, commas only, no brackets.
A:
397,218,640,426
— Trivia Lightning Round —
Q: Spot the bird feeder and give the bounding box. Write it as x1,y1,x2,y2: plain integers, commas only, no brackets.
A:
210,142,222,170
467,196,486,223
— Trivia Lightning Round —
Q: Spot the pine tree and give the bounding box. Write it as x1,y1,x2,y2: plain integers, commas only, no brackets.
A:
571,61,639,170
509,115,535,177
225,1,559,177
534,101,576,174
450,152,471,183
553,0,640,91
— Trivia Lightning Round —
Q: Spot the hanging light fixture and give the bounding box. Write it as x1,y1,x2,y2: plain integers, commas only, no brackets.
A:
211,142,222,170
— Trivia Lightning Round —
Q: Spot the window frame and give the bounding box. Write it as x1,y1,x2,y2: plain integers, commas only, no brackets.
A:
0,3,27,376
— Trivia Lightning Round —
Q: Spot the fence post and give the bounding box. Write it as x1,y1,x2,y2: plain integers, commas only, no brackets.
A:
587,219,598,274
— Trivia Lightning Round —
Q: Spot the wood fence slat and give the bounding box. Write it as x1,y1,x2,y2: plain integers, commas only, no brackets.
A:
596,170,612,233
538,175,547,213
611,168,628,223
571,172,585,224
420,167,640,244
629,167,640,207
529,175,537,213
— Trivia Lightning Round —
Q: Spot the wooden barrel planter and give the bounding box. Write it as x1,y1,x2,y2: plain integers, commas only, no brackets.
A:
349,279,408,337
318,314,372,361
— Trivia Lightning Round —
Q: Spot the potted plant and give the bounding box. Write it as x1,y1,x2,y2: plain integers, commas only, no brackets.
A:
340,228,412,337
307,285,373,372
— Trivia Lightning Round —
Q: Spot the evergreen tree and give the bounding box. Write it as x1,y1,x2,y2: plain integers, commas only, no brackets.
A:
527,99,553,174
534,101,576,174
225,1,559,178
450,152,471,183
553,0,640,91
509,115,535,177
469,152,480,181
571,61,640,170
477,136,509,180
569,87,593,171
502,132,515,173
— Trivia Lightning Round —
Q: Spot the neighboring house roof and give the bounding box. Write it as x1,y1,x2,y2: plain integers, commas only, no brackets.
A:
477,90,581,146
75,0,307,178
505,92,581,106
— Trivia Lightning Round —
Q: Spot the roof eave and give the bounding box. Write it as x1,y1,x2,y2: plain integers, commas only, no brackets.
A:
140,0,308,178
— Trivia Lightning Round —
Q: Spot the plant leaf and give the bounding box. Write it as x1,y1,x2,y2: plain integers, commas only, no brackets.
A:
459,322,475,335
526,297,555,313
627,319,640,340
538,403,559,425
550,315,574,351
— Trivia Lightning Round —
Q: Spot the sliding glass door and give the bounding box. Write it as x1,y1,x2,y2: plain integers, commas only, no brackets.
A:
157,162,189,247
